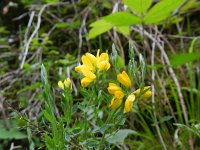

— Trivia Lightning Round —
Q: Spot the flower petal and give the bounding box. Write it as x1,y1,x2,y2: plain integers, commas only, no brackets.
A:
97,61,110,71
114,90,124,99
81,67,96,79
123,94,135,113
58,81,64,90
82,55,96,72
107,83,122,94
86,53,97,65
110,97,123,109
117,71,132,88
81,77,93,87
133,86,152,98
64,78,72,90
99,53,109,62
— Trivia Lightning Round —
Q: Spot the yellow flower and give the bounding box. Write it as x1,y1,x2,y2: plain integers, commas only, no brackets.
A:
81,55,96,72
81,68,96,79
81,77,93,87
64,78,72,90
117,71,132,88
75,49,110,88
133,86,152,98
107,83,122,94
58,78,72,90
85,53,97,65
96,49,110,71
97,61,110,71
123,94,135,113
58,81,64,90
75,65,85,74
110,90,124,109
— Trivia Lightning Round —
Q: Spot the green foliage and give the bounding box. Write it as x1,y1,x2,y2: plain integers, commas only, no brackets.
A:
123,0,152,14
0,120,27,140
107,129,138,144
170,52,200,67
1,0,200,149
143,0,184,23
89,0,185,39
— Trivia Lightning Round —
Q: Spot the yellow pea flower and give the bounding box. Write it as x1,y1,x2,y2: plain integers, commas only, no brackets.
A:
81,77,93,87
64,78,72,90
82,55,96,72
58,81,64,90
134,86,152,98
85,53,97,65
97,61,110,71
75,65,85,74
117,71,132,88
98,53,109,62
110,90,124,109
110,97,123,109
81,68,96,79
107,83,122,94
123,94,135,113
96,49,110,71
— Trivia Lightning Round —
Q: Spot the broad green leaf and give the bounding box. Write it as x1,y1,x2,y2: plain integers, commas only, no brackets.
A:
170,52,200,67
123,0,152,14
144,0,184,24
86,139,100,147
0,129,27,139
107,129,138,144
116,26,130,36
89,12,141,39
103,12,142,26
88,20,112,39
0,120,26,140
90,19,112,27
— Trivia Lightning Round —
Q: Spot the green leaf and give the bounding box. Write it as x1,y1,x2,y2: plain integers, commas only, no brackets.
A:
89,12,141,39
0,129,27,139
88,20,112,39
86,139,100,147
144,0,184,24
27,127,35,150
116,55,125,69
0,120,26,140
103,12,142,26
123,0,152,14
107,129,138,144
180,0,198,13
170,52,200,67
116,26,130,36
43,110,54,123
55,21,80,29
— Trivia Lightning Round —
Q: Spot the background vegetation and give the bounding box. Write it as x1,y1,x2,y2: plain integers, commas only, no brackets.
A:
0,0,200,149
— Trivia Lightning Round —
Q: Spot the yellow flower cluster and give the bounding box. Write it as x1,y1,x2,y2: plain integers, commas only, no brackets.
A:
108,71,152,113
58,78,72,90
75,49,110,87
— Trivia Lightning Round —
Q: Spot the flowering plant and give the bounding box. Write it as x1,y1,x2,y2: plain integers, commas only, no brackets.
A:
41,44,152,149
